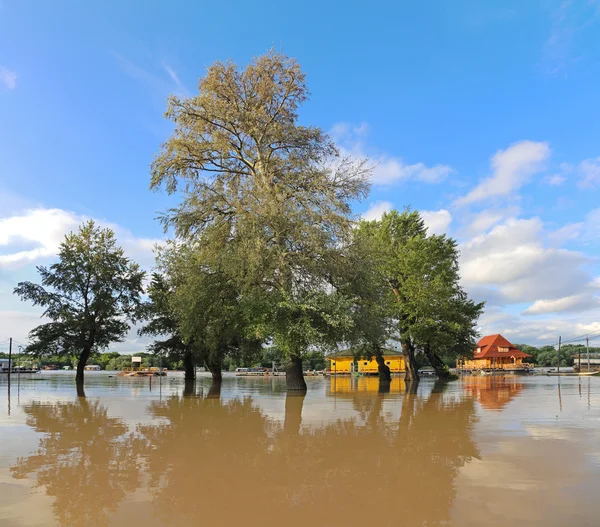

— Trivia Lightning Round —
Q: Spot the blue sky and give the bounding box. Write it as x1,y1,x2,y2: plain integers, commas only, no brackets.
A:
2,0,600,351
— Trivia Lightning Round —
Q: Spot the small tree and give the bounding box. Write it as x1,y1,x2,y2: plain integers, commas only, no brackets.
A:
139,273,199,381
356,209,483,381
14,221,145,395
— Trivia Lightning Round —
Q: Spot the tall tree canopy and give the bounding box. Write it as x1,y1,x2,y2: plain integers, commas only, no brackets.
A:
355,209,484,381
150,50,370,391
14,221,145,394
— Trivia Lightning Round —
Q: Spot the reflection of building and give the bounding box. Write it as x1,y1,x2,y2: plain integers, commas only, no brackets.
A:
328,353,405,374
328,376,407,394
458,334,532,371
462,376,524,411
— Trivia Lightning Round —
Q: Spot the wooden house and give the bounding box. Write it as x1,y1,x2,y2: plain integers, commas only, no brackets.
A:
457,334,532,371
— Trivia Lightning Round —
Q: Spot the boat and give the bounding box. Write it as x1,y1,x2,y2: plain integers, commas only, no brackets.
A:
547,371,600,377
118,368,167,377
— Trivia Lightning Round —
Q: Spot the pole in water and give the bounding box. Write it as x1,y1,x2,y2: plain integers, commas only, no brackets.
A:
8,338,12,381
557,336,561,373
587,336,590,373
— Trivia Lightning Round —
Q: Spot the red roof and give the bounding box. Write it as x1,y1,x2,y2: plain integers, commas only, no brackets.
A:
473,334,531,360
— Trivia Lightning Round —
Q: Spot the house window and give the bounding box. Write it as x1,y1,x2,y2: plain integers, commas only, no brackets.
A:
386,361,391,365
476,347,481,354
332,362,336,366
364,361,368,365
498,347,508,353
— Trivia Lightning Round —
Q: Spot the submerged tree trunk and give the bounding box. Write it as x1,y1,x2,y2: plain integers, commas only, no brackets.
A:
401,339,419,382
284,392,305,434
183,379,196,397
374,349,392,382
285,354,307,393
423,342,453,380
207,380,222,399
183,352,196,382
75,347,91,397
378,379,391,394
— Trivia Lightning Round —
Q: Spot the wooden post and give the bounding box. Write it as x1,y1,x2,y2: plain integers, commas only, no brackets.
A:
557,336,561,373
578,346,581,373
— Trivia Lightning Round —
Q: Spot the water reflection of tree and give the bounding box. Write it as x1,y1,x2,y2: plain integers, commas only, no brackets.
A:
11,399,140,527
138,384,478,527
138,393,273,525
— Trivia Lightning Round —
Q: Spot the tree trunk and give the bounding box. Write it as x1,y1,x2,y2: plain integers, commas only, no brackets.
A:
378,379,391,394
183,379,196,397
284,392,305,434
401,339,419,382
208,362,222,383
374,349,392,382
423,343,453,380
207,380,222,399
183,352,196,382
75,347,91,397
285,354,307,393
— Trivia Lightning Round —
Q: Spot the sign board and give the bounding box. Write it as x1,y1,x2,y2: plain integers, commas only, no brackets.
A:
131,356,142,363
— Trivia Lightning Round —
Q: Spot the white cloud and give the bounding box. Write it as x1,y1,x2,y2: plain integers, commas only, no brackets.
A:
523,294,600,315
361,201,392,221
477,307,600,344
460,217,591,304
0,208,161,269
547,222,583,246
455,141,550,205
420,209,452,235
372,158,454,185
577,157,600,188
331,122,454,186
544,174,566,186
0,66,17,90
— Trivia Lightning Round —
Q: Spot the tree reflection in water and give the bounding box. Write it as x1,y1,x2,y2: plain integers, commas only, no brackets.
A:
11,382,479,527
138,381,479,527
11,399,141,527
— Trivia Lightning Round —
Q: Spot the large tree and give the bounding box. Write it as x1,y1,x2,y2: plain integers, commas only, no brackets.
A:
14,221,145,395
355,209,483,381
150,50,370,392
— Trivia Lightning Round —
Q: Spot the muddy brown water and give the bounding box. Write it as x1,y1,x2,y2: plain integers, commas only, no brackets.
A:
1,372,599,526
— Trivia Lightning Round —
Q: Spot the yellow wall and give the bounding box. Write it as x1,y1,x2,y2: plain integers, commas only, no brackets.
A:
329,355,405,373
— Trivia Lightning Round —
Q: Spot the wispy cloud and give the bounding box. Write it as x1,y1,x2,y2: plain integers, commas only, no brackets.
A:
0,66,16,90
331,122,455,186
455,140,550,206
541,0,600,75
113,53,189,96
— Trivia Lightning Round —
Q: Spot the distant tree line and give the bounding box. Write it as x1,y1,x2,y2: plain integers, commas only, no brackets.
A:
514,343,600,367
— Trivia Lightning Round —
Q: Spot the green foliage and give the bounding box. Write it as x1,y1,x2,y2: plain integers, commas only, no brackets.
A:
13,221,145,379
150,50,371,369
354,209,484,376
138,272,199,368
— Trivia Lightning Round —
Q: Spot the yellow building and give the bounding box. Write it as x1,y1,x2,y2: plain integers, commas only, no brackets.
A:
328,353,405,375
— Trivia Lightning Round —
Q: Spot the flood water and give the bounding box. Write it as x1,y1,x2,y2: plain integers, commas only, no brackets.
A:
1,372,599,526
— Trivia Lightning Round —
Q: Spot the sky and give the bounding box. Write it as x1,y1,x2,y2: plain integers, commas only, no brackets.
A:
2,0,600,353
